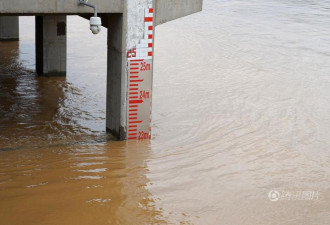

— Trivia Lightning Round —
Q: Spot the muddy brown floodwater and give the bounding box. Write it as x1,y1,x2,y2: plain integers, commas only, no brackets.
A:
1,0,330,224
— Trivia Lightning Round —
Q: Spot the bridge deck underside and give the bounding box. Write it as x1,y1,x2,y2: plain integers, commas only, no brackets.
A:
0,0,202,26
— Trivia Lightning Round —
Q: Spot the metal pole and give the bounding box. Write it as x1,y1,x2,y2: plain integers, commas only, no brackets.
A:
78,0,98,17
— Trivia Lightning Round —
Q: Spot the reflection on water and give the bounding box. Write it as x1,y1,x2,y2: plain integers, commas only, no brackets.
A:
1,0,330,224
0,142,165,224
0,16,110,150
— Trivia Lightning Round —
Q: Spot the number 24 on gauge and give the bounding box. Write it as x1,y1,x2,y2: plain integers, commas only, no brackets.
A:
140,90,150,99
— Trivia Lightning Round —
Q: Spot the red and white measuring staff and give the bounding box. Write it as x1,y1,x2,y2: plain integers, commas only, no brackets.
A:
127,6,154,140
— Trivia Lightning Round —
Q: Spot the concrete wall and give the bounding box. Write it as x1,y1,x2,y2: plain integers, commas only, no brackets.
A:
155,0,203,25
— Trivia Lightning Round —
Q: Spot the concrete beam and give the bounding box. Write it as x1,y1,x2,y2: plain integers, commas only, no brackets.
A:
36,16,66,76
0,0,203,26
0,16,19,41
0,0,123,14
155,0,203,25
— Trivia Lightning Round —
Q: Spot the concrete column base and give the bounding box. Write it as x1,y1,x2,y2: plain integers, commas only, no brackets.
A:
35,16,67,76
0,16,19,41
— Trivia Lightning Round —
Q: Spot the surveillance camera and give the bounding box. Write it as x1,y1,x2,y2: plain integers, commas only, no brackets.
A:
90,17,102,34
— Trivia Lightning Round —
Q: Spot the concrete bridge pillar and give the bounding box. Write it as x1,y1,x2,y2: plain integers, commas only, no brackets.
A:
106,1,155,140
0,16,19,41
35,15,67,76
0,0,202,140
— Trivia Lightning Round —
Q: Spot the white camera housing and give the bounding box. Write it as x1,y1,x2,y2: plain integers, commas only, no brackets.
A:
90,17,102,35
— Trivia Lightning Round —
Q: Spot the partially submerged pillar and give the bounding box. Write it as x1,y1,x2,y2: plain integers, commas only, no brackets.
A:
106,1,154,140
35,16,67,76
0,16,19,41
